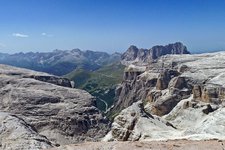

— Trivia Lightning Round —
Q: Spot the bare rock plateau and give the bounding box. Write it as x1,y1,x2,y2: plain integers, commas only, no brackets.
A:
0,64,109,150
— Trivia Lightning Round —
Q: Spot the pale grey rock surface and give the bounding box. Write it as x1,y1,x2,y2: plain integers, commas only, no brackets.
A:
112,42,190,114
113,51,225,115
107,51,225,141
0,64,109,149
46,140,225,150
106,97,225,141
104,102,176,141
0,64,72,87
0,112,52,150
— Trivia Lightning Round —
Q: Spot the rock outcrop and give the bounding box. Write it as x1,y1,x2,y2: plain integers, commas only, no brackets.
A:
113,49,225,116
106,97,225,141
0,112,52,150
104,102,176,141
193,84,225,104
0,64,109,149
107,50,225,141
111,42,190,115
0,64,72,87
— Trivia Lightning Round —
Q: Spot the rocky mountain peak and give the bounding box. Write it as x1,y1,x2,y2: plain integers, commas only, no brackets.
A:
121,42,190,65
121,45,140,61
128,45,139,51
150,42,190,59
71,48,82,52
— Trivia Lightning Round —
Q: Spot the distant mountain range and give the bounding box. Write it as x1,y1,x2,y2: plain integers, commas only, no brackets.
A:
121,42,190,65
0,42,190,76
0,49,121,76
0,42,191,113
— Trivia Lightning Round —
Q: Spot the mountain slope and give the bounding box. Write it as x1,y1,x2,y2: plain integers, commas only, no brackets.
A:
0,50,121,76
65,62,125,112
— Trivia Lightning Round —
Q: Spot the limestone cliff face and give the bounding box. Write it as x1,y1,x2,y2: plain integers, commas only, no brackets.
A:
106,51,225,142
150,42,190,59
193,84,225,104
121,42,190,65
112,42,191,115
0,64,109,149
112,50,225,116
111,65,158,114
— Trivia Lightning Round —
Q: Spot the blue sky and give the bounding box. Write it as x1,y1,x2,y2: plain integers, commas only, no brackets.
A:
0,0,225,53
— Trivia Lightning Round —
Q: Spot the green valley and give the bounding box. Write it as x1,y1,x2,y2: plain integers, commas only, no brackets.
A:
65,62,125,112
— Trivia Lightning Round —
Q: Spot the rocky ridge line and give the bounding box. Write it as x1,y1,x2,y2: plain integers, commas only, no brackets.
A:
121,42,190,65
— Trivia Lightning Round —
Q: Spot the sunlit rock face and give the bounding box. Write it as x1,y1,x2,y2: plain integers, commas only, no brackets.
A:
0,64,109,149
107,50,225,142
0,112,53,150
112,42,190,114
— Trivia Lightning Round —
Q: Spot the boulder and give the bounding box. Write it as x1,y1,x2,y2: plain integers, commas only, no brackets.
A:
151,95,180,116
178,64,189,73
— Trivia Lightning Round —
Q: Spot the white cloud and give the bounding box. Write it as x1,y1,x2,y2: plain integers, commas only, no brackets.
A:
12,33,29,38
41,32,53,37
41,32,47,36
